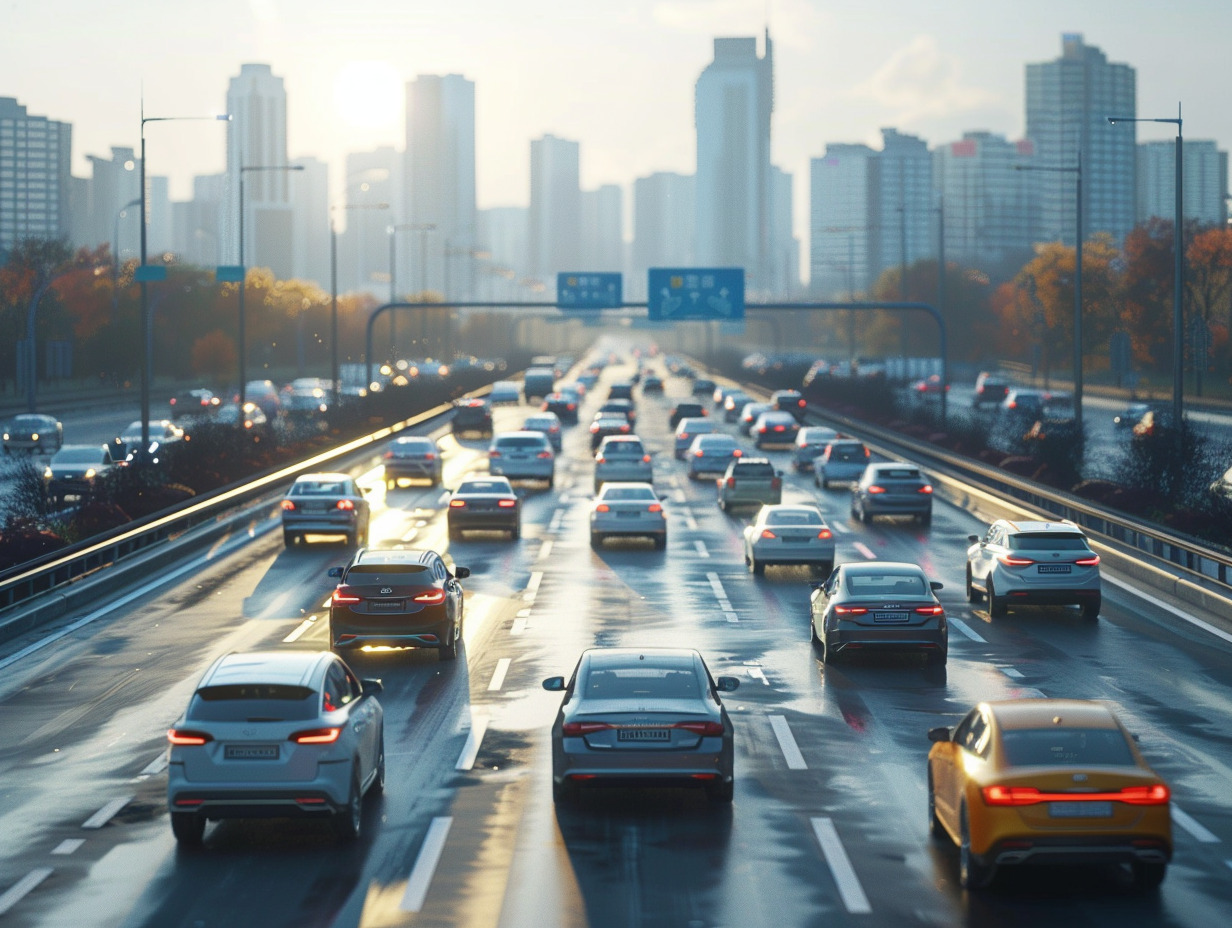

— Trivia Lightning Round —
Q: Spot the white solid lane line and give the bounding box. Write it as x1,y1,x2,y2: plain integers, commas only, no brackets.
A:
853,542,876,560
399,816,454,912
947,617,987,643
283,615,317,643
723,611,740,624
1172,805,1221,843
487,658,512,692
455,713,490,771
810,818,872,915
1104,574,1232,647
0,869,54,917
51,839,84,856
769,715,807,770
524,571,544,601
82,796,132,829
694,540,710,558
1002,668,1025,680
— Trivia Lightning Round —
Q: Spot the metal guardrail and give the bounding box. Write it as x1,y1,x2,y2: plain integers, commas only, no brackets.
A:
0,398,461,616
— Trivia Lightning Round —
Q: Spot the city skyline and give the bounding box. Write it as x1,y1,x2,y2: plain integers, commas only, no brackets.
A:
5,0,1231,252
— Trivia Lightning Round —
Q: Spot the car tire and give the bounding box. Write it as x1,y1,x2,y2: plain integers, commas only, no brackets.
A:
814,561,833,579
959,807,994,889
590,532,603,548
810,618,822,648
552,778,578,804
965,567,981,602
1082,596,1101,621
925,648,947,667
1131,861,1167,890
822,636,840,665
283,530,296,547
918,510,932,526
333,771,363,840
718,498,727,513
859,504,872,525
987,580,1007,618
371,737,386,794
706,779,734,803
510,524,521,541
654,535,667,551
546,476,554,490
751,557,764,575
927,770,946,840
439,624,459,661
171,812,205,846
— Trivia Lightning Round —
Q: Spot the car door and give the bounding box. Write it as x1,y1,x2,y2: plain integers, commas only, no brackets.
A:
810,571,837,638
933,709,977,827
970,525,1000,588
342,663,380,777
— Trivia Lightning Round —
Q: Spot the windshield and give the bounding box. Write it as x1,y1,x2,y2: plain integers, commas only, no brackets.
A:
53,449,102,464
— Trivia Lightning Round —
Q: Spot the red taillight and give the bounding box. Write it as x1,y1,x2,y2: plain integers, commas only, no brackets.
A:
568,403,576,411
817,529,832,540
648,503,663,513
797,399,806,407
332,587,362,604
1118,784,1171,805
864,447,870,457
834,606,868,616
281,500,296,511
291,727,342,744
498,498,517,508
733,449,743,457
335,499,355,511
413,589,446,604
726,478,736,488
596,504,611,512
771,477,781,490
489,450,502,457
424,453,436,461
918,485,934,494
383,450,394,459
589,424,600,433
174,798,205,806
759,427,768,434
694,449,704,457
774,425,785,432
998,555,1035,567
1075,555,1100,566
449,499,467,508
761,530,777,539
674,721,724,736
679,433,690,441
595,456,606,463
167,729,213,746
562,721,613,736
537,451,553,459
914,605,945,615
619,424,629,432
1007,401,1018,409
642,455,651,463
866,485,886,494
983,784,1170,806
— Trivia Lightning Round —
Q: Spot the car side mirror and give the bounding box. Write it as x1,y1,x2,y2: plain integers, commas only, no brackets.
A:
776,470,784,477
453,566,471,579
928,726,952,743
967,534,979,544
361,678,383,696
328,566,344,578
930,581,944,592
716,676,740,692
542,676,565,691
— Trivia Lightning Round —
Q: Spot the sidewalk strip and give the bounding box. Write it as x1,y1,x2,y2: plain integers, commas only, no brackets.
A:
0,869,54,917
82,796,131,829
810,818,872,914
399,817,453,912
487,658,512,692
769,715,807,769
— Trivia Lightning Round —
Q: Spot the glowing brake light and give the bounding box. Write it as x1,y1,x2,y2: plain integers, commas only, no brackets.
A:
167,729,213,746
335,499,355,511
998,554,1035,567
537,451,553,459
797,399,806,407
498,498,517,508
1075,555,1100,566
291,727,342,744
562,721,612,736
642,455,651,463
281,500,296,511
817,529,832,540
694,450,705,457
332,587,362,604
834,605,868,616
773,425,785,432
596,504,611,512
674,721,724,736
761,530,777,539
449,499,467,508
983,784,1170,806
866,485,886,494
733,449,743,456
914,605,945,615
918,485,934,494
413,589,447,604
489,450,502,457
679,433,690,440
648,503,663,513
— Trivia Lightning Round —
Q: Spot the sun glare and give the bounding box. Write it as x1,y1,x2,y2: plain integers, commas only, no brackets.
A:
333,61,403,130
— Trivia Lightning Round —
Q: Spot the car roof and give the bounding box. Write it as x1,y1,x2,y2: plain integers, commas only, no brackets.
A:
761,503,822,516
838,560,925,576
581,646,701,666
600,435,642,444
202,651,330,689
732,456,772,466
998,520,1084,535
677,417,714,429
758,410,796,420
456,477,514,492
295,472,352,483
493,430,549,440
353,548,437,567
983,699,1120,731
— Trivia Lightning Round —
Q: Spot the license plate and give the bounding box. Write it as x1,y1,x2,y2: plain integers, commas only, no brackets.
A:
617,728,671,742
782,536,810,544
1038,564,1072,574
873,612,908,623
368,600,405,611
1049,800,1112,818
224,744,279,760
617,511,639,518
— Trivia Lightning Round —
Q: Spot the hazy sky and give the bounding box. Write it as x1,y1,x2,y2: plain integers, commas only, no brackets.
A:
4,0,1230,246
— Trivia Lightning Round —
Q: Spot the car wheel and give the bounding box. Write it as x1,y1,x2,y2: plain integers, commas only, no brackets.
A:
546,475,555,489
439,624,459,662
810,618,822,648
987,580,1007,618
965,567,980,602
552,777,578,804
510,524,521,541
751,557,764,575
927,770,946,840
283,530,295,547
718,498,727,512
333,771,363,840
959,807,994,889
706,779,734,803
371,737,386,794
170,812,205,846
1082,596,1101,621
654,534,666,550
925,647,947,667
822,636,840,665
918,510,932,526
1131,861,1167,890
589,532,603,548
815,561,833,579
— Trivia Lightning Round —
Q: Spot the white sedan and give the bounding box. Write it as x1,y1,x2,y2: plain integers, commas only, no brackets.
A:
742,504,835,576
590,482,667,549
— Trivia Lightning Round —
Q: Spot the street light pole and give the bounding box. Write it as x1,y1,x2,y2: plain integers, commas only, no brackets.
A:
1108,106,1184,427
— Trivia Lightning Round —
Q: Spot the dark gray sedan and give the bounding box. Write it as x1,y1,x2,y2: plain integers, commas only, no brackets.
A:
543,648,740,803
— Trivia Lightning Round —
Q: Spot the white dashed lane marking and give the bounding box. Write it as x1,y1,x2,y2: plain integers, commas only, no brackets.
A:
511,618,528,635
454,713,490,771
283,615,317,643
524,571,543,602
82,796,131,829
948,617,986,643
1002,668,1024,680
769,715,807,769
811,818,872,914
399,817,453,912
487,658,512,692
537,540,553,561
548,510,565,532
853,542,876,560
694,540,710,558
1172,806,1220,843
51,840,84,856
136,754,168,779
0,869,54,917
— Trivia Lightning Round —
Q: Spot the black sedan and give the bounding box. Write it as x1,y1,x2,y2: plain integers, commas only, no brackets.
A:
328,548,469,661
542,648,740,803
810,562,947,666
447,477,520,540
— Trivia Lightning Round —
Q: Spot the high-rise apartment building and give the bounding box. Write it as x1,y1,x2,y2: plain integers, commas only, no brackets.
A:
632,172,695,300
342,146,400,296
290,156,330,286
769,165,798,297
171,173,225,267
1025,34,1136,246
809,144,877,298
528,134,580,282
580,184,623,272
0,97,72,256
1137,139,1228,229
870,128,935,289
934,132,1038,275
225,63,293,277
477,206,528,300
694,32,774,293
405,74,476,299
84,146,141,260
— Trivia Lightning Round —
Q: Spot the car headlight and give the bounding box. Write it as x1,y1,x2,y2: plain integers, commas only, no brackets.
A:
43,467,52,479
85,468,96,479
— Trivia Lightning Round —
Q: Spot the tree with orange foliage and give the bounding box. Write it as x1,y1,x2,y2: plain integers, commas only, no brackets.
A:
1185,226,1232,381
1120,219,1176,372
190,329,237,383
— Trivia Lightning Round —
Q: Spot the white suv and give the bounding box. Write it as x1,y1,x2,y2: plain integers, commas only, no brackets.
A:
965,520,1101,620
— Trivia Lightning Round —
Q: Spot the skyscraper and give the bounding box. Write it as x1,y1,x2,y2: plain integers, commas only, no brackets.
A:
343,146,400,295
632,172,695,300
84,146,141,260
528,134,580,281
0,97,72,256
693,32,774,293
870,128,934,289
1137,140,1228,228
580,184,624,272
1025,34,1136,246
809,144,876,298
405,74,476,299
290,156,330,286
225,63,293,277
770,166,798,297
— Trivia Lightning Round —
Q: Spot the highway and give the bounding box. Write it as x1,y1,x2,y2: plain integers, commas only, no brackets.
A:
1,357,1232,927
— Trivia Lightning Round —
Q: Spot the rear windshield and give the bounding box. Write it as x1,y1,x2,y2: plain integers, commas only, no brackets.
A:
1000,728,1134,767
734,463,774,476
188,684,318,722
54,449,102,464
291,481,349,495
495,436,547,449
829,445,864,461
876,468,921,480
678,420,714,433
698,436,735,448
845,572,927,596
394,439,434,451
1009,533,1089,551
346,564,428,575
457,481,509,494
675,404,703,414
580,667,700,700
604,441,645,455
766,510,822,526
602,487,656,501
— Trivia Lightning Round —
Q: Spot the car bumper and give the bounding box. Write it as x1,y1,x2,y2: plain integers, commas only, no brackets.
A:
999,586,1101,606
329,608,450,648
595,467,653,485
861,498,932,516
591,515,666,538
490,463,554,480
449,512,518,532
385,464,441,480
824,624,947,655
167,775,351,818
720,489,781,508
554,739,731,783
750,542,835,565
282,514,360,534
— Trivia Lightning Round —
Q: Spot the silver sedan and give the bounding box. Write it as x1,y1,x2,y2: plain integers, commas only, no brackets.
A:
589,481,666,549
742,504,835,576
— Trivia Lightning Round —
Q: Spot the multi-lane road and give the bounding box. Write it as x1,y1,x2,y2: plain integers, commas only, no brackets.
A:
2,358,1232,927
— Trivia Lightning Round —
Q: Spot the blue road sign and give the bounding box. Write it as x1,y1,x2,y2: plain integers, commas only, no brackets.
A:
557,272,622,309
215,265,245,283
647,268,744,321
134,265,168,282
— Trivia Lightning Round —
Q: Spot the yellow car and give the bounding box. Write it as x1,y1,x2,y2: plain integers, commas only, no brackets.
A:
927,699,1171,890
